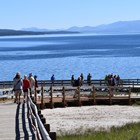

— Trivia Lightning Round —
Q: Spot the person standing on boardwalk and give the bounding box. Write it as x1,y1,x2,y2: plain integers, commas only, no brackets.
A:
80,73,84,85
51,74,55,86
28,73,35,98
13,72,22,104
23,75,30,102
71,75,75,86
116,75,120,86
87,73,92,85
34,75,38,88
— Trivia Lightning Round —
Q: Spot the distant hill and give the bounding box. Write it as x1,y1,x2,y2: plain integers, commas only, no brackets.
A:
67,20,140,34
0,29,79,36
21,27,49,32
1,20,140,36
0,29,47,36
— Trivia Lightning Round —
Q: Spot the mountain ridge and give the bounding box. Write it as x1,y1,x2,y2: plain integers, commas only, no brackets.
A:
1,20,140,36
67,20,140,33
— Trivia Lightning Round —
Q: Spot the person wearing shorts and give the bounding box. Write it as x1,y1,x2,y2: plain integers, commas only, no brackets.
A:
28,73,35,98
23,75,30,102
13,72,22,104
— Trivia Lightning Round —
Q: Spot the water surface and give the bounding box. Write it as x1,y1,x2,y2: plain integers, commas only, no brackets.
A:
0,34,140,81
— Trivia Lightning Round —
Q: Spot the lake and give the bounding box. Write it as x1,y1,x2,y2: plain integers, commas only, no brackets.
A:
0,33,140,81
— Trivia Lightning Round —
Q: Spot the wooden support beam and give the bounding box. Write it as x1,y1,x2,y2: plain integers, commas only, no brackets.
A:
92,86,96,105
34,86,37,104
109,87,112,105
41,86,44,109
50,86,54,108
44,124,50,133
41,117,46,124
128,86,131,105
49,132,56,140
38,110,41,115
78,86,82,106
62,86,67,107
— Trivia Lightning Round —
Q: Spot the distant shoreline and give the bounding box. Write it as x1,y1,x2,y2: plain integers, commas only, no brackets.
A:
0,29,80,36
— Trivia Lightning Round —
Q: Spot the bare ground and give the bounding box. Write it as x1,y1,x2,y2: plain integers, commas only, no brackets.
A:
42,105,140,136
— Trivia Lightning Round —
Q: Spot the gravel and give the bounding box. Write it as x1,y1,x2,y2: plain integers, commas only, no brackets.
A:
42,105,140,136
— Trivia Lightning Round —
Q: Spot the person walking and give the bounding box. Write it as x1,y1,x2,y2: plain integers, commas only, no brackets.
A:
23,75,30,102
28,73,35,98
13,72,22,104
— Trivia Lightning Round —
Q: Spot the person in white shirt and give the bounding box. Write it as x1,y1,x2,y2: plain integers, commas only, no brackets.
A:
28,73,35,98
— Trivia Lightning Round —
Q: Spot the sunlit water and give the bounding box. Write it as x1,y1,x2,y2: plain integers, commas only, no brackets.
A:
0,34,140,81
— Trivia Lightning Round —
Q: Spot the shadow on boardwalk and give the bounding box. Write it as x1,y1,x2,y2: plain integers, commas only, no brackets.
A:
15,103,35,140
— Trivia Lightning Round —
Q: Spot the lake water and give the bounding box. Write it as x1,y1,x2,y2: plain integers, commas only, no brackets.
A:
0,33,140,81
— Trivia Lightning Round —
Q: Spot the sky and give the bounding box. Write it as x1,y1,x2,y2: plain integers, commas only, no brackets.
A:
0,0,140,30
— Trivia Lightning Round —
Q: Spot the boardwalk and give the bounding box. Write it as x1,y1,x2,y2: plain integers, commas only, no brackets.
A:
0,101,16,140
34,85,140,109
0,101,35,140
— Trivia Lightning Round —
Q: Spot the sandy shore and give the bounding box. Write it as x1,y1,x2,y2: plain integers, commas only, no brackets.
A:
42,105,140,136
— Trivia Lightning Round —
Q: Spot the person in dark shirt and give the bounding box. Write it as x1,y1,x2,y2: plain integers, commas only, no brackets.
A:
51,74,55,85
71,75,75,86
87,73,92,85
34,75,38,88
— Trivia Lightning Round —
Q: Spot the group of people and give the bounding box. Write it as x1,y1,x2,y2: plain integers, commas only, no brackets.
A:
71,73,92,86
12,72,121,103
13,72,38,104
105,74,120,86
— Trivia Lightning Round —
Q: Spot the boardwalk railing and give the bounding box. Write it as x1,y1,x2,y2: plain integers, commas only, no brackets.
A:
27,96,52,140
0,88,13,100
35,85,133,108
1,79,140,88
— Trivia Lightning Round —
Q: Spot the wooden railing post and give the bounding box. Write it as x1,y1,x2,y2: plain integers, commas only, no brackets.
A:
100,80,101,86
109,87,112,105
128,86,131,105
50,86,54,108
78,86,81,106
40,115,57,140
44,124,50,133
92,86,96,105
133,81,134,90
41,86,44,109
62,86,67,107
3,82,5,89
41,111,56,140
49,132,56,140
34,86,37,104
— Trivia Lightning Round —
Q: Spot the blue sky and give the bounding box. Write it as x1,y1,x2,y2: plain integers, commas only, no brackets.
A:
0,0,140,30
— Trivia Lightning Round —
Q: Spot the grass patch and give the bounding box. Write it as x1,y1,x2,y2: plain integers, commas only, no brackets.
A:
57,122,140,140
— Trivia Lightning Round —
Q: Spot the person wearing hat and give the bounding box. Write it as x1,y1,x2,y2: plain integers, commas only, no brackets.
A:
13,72,22,104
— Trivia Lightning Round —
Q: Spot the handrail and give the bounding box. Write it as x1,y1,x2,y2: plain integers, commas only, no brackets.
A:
1,79,140,87
28,98,42,140
28,96,51,140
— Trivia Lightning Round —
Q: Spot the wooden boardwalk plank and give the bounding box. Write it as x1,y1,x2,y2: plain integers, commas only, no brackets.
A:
0,102,16,140
0,101,35,140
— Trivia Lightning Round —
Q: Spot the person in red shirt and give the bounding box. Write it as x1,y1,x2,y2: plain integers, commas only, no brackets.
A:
23,75,30,102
